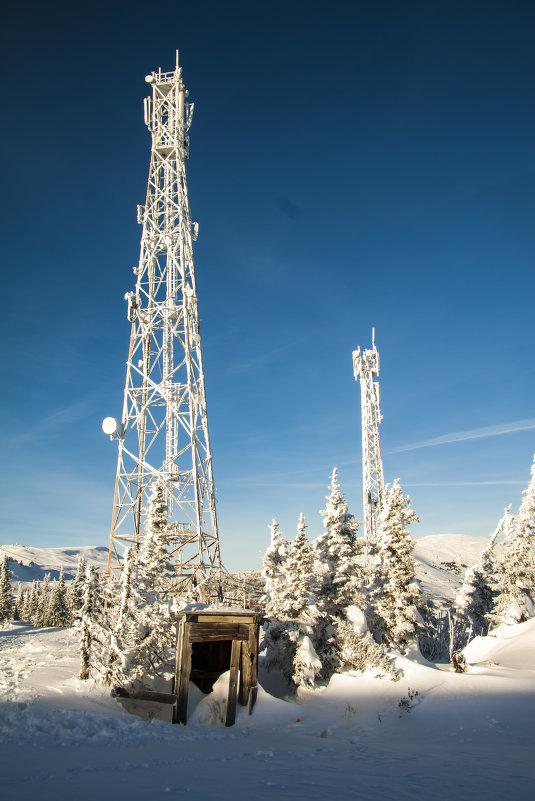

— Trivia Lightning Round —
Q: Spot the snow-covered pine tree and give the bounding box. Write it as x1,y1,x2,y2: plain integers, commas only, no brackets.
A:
314,468,365,619
92,482,177,686
334,615,399,679
0,553,13,622
69,555,87,617
78,564,100,680
105,545,151,686
279,514,318,621
23,583,38,623
292,634,323,687
14,583,25,621
35,573,51,627
47,568,71,627
280,514,323,688
455,506,512,636
489,455,535,626
140,480,173,596
104,522,176,688
369,479,422,652
262,519,289,619
261,520,297,677
307,469,368,681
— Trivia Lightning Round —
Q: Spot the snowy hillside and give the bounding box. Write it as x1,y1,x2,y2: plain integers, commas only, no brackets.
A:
1,534,489,603
0,544,109,582
412,534,493,601
1,617,533,799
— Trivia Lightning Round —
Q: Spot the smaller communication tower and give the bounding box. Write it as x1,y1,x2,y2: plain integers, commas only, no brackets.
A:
352,329,385,551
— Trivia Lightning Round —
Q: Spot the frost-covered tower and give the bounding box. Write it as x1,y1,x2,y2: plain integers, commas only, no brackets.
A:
352,330,385,550
104,53,221,595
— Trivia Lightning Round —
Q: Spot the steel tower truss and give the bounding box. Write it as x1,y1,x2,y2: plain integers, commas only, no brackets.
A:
106,53,221,595
352,330,385,548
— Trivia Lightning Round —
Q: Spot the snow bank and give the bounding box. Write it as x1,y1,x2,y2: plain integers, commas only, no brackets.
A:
463,617,535,670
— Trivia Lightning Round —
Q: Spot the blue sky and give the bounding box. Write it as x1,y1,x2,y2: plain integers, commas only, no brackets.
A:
2,0,534,570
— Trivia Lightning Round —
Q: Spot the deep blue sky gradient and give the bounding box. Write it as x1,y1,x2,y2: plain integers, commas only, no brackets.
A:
1,0,534,568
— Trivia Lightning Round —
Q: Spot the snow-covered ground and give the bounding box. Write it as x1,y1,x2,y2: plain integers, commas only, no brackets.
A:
1,616,533,800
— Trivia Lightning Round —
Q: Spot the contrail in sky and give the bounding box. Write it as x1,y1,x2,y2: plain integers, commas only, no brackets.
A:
388,418,535,454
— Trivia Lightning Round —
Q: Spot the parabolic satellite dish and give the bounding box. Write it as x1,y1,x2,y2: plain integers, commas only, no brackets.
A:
102,417,120,436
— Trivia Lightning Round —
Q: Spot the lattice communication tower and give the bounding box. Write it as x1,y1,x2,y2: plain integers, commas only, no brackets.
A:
103,52,221,596
352,330,385,549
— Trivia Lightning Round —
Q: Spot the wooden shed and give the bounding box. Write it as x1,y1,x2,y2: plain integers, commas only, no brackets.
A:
113,607,261,727
173,608,261,726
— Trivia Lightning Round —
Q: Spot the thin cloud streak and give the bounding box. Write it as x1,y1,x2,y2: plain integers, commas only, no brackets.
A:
404,481,524,487
388,418,535,454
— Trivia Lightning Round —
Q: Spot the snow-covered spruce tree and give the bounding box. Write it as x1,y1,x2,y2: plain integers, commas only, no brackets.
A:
102,489,176,687
69,555,86,618
279,514,318,621
140,480,174,597
284,515,323,688
14,583,25,621
78,564,104,680
35,573,51,627
261,520,298,677
489,456,535,626
23,583,38,623
0,553,13,622
314,468,366,618
47,568,71,627
455,506,512,636
369,479,423,652
104,544,172,687
262,519,289,618
309,469,371,681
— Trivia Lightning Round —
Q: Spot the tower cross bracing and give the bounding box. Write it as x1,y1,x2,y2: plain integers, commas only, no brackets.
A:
352,330,385,549
105,53,221,595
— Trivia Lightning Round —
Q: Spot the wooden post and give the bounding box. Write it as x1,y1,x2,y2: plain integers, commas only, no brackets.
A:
225,639,241,727
248,623,259,714
238,639,250,707
173,620,192,725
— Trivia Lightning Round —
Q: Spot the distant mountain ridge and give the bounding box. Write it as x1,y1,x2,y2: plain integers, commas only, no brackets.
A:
0,534,492,602
0,544,109,583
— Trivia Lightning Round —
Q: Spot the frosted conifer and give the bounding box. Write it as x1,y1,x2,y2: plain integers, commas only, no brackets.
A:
47,568,71,627
279,514,318,621
14,584,25,621
261,520,295,675
23,583,38,623
69,555,87,617
35,574,51,627
455,507,512,635
334,617,398,678
140,481,173,596
314,468,365,618
281,515,323,688
490,456,535,625
305,470,370,684
292,634,323,687
262,519,289,619
0,553,13,622
369,479,422,651
106,546,148,685
78,565,99,680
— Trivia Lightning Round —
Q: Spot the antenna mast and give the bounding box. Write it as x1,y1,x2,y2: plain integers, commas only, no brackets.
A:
104,53,221,596
352,329,385,550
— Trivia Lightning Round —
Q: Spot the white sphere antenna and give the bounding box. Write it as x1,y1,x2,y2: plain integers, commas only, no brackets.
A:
102,417,120,436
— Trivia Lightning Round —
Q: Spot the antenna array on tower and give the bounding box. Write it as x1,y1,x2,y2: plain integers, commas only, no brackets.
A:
353,330,385,550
